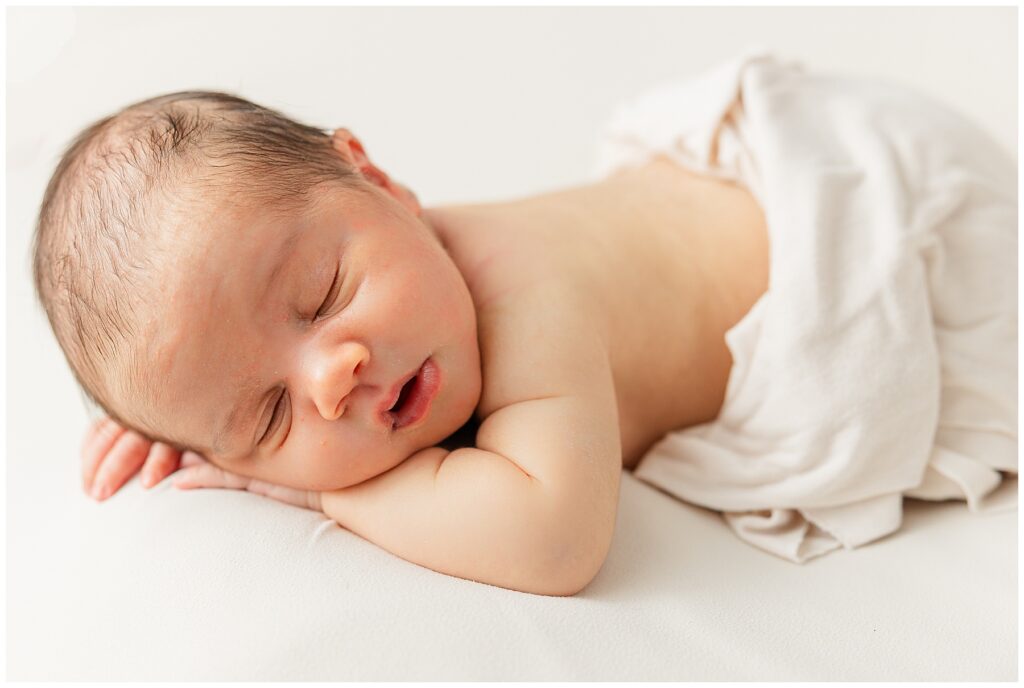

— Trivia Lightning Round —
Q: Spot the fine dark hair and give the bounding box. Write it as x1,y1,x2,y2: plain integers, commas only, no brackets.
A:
32,90,364,449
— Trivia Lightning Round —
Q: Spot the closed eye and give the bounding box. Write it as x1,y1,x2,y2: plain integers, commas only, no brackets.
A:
259,389,287,445
313,262,341,321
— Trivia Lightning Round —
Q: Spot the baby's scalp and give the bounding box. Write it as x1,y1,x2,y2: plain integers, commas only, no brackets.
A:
33,91,367,449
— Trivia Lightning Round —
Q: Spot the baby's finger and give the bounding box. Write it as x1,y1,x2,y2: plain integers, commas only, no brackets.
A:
173,462,250,491
81,419,125,493
80,416,111,456
179,450,209,468
91,431,150,501
81,417,118,467
140,442,182,489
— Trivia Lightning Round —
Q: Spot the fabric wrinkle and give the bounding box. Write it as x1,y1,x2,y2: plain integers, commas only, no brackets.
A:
595,47,1018,563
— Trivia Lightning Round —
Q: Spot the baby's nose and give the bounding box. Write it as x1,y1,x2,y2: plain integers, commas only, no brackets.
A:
312,342,370,421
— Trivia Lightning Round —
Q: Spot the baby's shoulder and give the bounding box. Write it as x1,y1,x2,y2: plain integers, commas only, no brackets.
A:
426,204,612,416
475,277,608,418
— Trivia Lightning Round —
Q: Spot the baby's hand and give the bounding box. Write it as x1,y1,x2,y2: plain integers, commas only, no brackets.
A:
173,452,323,513
81,416,184,501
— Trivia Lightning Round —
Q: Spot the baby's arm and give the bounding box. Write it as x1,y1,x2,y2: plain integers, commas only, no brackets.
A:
322,390,621,596
322,320,622,596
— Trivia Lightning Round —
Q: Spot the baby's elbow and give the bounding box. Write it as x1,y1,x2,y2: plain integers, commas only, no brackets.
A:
549,565,606,598
530,516,614,597
528,545,608,597
479,544,605,597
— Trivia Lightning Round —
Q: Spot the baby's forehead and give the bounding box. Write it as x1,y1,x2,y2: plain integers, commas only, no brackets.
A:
149,184,276,261
144,195,308,331
176,172,319,230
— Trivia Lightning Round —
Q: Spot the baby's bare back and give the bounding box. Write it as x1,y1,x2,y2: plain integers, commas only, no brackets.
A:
428,155,770,470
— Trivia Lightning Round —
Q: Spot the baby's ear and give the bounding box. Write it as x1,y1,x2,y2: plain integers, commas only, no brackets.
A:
331,128,422,217
330,128,368,169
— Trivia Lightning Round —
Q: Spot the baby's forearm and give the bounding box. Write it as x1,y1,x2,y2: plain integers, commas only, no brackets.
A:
320,446,597,596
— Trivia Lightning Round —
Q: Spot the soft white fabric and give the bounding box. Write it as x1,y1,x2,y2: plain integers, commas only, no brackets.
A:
592,46,1018,563
7,472,1018,680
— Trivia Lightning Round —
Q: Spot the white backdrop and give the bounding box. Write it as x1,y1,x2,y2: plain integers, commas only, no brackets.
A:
6,5,1018,681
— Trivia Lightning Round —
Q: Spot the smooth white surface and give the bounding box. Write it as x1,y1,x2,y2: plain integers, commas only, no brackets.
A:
7,473,1020,681
6,6,1018,681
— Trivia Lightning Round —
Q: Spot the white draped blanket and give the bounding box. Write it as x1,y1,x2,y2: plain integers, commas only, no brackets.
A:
592,47,1018,562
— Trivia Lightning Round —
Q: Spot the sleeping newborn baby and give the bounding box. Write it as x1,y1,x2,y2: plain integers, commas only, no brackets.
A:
35,86,769,596
35,50,1017,591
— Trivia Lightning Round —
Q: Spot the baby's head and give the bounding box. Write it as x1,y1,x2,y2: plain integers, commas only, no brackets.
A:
33,91,482,491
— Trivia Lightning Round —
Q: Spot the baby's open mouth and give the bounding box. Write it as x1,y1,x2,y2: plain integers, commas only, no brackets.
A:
389,375,417,413
382,358,441,430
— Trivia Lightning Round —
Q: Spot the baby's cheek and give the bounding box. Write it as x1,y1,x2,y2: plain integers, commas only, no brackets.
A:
428,287,465,334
